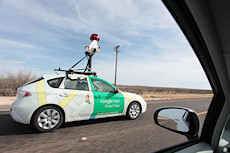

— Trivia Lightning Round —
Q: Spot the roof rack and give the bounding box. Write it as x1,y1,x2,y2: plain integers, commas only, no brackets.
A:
54,68,97,76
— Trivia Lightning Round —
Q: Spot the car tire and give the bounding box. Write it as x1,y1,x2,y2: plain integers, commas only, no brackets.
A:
31,105,64,132
126,102,141,120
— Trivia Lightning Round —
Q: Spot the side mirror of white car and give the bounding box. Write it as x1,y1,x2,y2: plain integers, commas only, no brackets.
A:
111,88,120,93
154,107,200,140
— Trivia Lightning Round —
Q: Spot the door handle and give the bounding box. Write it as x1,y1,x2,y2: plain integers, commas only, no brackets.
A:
95,95,102,98
59,93,68,97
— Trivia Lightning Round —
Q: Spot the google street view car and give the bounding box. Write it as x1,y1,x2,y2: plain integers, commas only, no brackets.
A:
10,74,147,132
10,34,147,132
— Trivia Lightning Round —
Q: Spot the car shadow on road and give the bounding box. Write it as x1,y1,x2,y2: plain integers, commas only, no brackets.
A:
61,116,128,129
0,112,128,136
0,113,35,136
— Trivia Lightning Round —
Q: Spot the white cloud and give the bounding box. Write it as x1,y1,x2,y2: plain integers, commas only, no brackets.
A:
0,0,211,89
95,52,210,89
0,39,37,49
0,0,178,45
94,36,211,89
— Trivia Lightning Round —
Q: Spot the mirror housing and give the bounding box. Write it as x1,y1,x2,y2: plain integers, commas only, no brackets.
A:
113,88,120,93
154,107,200,140
111,88,120,93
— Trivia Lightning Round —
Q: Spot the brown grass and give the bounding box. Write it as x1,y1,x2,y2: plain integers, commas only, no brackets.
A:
0,68,36,96
117,85,213,100
141,92,213,100
0,70,213,100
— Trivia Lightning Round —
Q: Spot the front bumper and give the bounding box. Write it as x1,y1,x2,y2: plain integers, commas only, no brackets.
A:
141,100,147,113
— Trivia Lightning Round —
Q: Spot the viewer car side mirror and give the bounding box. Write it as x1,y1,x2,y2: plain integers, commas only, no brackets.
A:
154,107,200,140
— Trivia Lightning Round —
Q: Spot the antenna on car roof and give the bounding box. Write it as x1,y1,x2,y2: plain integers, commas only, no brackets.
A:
54,34,100,76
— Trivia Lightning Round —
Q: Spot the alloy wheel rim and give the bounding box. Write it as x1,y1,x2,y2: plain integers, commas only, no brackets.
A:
37,109,60,130
129,104,140,119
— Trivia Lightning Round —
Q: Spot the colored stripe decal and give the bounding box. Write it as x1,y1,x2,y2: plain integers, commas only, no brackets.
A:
90,115,96,119
58,90,80,109
37,80,47,106
88,76,94,91
123,93,133,102
137,96,142,103
86,76,92,91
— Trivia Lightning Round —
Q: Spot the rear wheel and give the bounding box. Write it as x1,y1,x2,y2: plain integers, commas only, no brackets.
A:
127,102,141,120
31,105,63,132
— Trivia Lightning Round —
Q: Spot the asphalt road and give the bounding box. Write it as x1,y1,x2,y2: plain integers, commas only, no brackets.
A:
0,98,211,153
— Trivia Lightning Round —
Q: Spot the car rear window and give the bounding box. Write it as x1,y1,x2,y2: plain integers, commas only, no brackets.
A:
47,77,64,88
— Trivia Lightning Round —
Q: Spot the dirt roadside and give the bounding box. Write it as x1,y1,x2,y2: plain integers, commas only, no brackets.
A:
0,96,16,106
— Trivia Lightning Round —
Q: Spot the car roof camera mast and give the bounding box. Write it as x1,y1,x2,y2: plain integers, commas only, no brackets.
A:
54,34,100,77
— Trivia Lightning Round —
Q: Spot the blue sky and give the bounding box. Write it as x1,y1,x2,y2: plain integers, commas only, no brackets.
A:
0,0,211,89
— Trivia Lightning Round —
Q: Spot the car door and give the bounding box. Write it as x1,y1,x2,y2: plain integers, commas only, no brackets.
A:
153,0,229,152
89,77,124,119
61,76,94,121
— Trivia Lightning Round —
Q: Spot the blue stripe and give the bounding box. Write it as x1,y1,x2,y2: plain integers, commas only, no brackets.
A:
90,114,96,119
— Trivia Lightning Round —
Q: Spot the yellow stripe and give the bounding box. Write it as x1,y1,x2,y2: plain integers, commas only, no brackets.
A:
123,93,133,102
58,90,80,109
137,96,142,103
36,80,47,106
86,76,91,90
197,111,208,115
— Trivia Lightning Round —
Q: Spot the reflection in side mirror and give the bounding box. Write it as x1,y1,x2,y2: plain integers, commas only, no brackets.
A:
158,109,189,132
154,107,200,140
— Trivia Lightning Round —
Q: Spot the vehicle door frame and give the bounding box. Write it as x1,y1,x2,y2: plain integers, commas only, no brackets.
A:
154,0,227,152
88,76,125,116
59,75,94,120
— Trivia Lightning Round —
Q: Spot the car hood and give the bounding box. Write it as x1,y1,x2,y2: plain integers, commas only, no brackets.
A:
122,91,144,100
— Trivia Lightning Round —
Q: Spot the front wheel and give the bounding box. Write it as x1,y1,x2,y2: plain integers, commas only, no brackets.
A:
31,106,64,132
127,102,141,120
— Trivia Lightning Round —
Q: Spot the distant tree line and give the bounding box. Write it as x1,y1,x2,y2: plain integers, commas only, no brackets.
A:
0,69,212,97
117,85,213,95
0,68,36,96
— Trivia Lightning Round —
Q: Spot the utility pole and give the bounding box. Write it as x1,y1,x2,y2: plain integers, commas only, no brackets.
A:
114,45,120,86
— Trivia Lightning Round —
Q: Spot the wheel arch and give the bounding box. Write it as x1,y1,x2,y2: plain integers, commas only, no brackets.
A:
127,101,142,113
30,104,66,124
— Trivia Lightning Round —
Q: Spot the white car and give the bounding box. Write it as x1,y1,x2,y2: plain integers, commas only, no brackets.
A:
10,74,147,132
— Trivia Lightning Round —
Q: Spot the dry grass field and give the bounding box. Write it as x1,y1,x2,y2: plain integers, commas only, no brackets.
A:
0,85,213,106
0,68,36,96
0,69,213,105
117,85,213,100
0,96,16,106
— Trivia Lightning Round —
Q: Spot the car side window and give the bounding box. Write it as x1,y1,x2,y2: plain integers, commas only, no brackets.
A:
47,77,64,88
64,77,89,91
91,79,114,92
